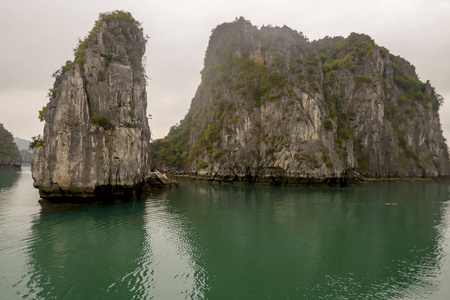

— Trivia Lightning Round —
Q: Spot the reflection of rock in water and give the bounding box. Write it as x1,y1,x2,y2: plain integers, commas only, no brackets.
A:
431,195,450,298
139,197,208,299
159,182,449,299
26,194,207,299
26,200,148,299
21,182,450,299
0,168,20,190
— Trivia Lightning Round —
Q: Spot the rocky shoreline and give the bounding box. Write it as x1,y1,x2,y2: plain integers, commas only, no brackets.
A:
170,173,450,187
0,163,21,168
37,171,178,203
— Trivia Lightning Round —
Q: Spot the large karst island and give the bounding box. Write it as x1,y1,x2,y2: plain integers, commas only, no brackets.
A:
0,123,21,168
151,17,450,185
32,13,450,200
32,11,172,201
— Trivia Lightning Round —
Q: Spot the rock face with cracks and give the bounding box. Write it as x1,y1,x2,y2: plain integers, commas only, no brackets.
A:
151,18,450,185
32,11,156,200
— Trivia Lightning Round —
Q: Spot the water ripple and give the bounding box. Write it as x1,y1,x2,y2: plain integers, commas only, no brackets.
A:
1,171,450,299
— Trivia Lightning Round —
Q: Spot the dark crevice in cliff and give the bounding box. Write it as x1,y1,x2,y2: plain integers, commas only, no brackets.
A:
80,70,94,119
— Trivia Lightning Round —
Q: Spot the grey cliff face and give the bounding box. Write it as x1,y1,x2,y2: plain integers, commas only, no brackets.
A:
32,12,151,199
152,18,450,183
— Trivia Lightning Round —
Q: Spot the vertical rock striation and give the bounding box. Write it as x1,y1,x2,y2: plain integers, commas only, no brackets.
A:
33,11,152,199
151,18,450,184
0,123,21,167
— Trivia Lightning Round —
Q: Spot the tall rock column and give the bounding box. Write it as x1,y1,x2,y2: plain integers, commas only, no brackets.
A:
33,11,151,200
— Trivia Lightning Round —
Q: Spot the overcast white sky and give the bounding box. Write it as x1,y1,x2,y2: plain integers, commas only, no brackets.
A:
1,0,449,142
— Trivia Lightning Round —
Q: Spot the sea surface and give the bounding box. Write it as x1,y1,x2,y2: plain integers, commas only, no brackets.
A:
1,165,450,299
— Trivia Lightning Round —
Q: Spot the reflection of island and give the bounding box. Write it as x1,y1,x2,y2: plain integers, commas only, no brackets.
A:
139,196,208,298
22,182,450,299
25,194,207,299
26,201,149,299
0,167,20,189
161,182,449,299
431,197,450,298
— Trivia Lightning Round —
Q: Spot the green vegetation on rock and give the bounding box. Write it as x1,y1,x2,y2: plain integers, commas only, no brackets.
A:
151,118,192,170
38,107,47,122
29,135,43,150
0,123,21,166
52,10,145,77
151,18,449,179
90,116,114,130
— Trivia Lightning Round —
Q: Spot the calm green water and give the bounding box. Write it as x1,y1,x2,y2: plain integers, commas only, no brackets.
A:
1,166,450,299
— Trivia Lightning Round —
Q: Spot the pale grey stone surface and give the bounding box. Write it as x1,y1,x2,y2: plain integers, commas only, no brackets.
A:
33,16,153,199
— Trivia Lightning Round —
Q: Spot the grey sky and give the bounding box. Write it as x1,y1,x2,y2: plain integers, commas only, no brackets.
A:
1,0,449,142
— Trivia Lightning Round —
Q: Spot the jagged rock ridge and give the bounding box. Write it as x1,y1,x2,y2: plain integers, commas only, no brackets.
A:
33,11,156,199
151,17,450,184
0,123,21,167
